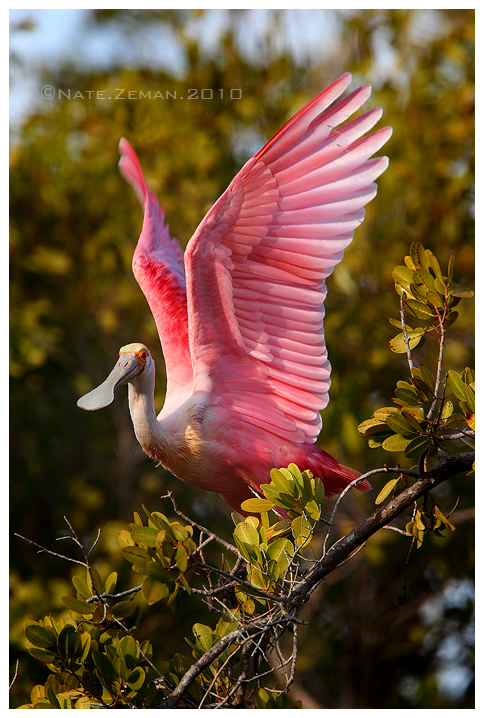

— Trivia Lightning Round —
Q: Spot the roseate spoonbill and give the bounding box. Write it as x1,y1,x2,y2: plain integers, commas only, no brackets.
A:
78,72,392,513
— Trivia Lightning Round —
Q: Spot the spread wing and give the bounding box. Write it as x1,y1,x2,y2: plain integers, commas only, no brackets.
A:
184,72,392,446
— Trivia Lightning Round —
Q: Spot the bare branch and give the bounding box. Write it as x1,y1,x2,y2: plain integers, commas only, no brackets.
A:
288,450,474,611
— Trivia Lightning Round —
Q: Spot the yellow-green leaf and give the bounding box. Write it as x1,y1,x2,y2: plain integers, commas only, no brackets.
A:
240,497,274,513
142,575,169,605
381,434,412,452
375,478,400,504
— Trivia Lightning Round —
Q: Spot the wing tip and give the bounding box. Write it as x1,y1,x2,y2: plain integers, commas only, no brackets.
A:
118,137,147,205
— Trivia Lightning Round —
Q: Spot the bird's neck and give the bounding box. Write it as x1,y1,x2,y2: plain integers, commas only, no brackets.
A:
127,369,169,463
127,369,204,477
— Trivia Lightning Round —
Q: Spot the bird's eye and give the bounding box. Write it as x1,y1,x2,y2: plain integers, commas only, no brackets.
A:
140,351,147,361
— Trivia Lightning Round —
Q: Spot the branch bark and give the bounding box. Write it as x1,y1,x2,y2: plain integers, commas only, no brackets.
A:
288,451,474,609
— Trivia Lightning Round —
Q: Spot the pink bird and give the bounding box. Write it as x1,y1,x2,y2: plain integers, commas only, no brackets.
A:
78,73,392,513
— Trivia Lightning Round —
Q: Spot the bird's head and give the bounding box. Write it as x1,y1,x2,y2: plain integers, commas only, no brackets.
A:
77,343,152,411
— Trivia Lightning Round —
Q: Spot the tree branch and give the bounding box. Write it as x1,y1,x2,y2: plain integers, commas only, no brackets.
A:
288,451,474,610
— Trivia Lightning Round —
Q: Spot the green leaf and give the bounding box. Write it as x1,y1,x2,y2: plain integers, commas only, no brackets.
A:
394,390,420,406
90,569,103,595
412,365,435,391
80,632,91,663
426,290,445,308
269,468,294,494
122,545,151,568
261,484,298,510
358,417,390,435
449,283,473,299
112,656,128,680
447,370,466,401
104,572,118,596
381,434,411,452
192,623,214,652
312,477,325,505
462,383,475,413
433,505,456,532
61,596,93,615
405,299,436,318
375,478,400,504
92,651,117,683
390,329,425,353
404,435,431,458
145,562,171,583
305,498,321,520
234,520,260,547
287,463,303,482
405,520,424,548
27,647,57,663
265,537,292,570
176,544,188,573
117,635,137,663
118,529,135,549
266,519,292,541
127,666,145,691
426,249,444,281
441,400,454,420
385,412,418,436
240,497,274,513
171,523,189,541
401,410,426,432
216,616,237,639
130,525,159,548
392,265,414,285
57,625,82,662
109,600,138,619
434,275,448,295
415,267,436,293
291,515,312,549
404,255,417,271
409,241,426,269
72,574,91,600
25,622,57,651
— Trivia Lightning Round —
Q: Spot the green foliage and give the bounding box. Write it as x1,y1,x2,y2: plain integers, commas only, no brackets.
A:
118,506,195,610
405,502,456,550
359,242,474,460
19,571,159,709
232,465,325,593
17,467,327,708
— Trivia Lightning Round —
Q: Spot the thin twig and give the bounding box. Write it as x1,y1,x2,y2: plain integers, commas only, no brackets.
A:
400,293,414,372
161,491,242,558
14,534,88,568
9,659,19,690
427,311,446,422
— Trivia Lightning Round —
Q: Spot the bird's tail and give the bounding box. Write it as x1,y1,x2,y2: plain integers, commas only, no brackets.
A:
302,445,371,498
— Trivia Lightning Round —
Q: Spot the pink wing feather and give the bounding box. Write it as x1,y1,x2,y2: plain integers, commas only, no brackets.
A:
118,138,193,409
184,73,392,445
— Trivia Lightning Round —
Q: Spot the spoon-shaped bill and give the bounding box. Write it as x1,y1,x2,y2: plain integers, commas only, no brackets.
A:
77,353,141,411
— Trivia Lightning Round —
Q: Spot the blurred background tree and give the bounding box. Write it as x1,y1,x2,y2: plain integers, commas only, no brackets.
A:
10,8,474,708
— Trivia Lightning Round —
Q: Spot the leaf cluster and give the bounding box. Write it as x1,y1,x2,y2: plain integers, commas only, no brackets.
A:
389,240,472,353
405,502,456,550
20,571,158,708
233,465,324,596
18,467,327,708
359,242,474,460
118,506,196,609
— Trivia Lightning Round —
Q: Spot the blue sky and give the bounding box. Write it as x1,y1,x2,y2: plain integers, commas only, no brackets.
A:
9,8,341,126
